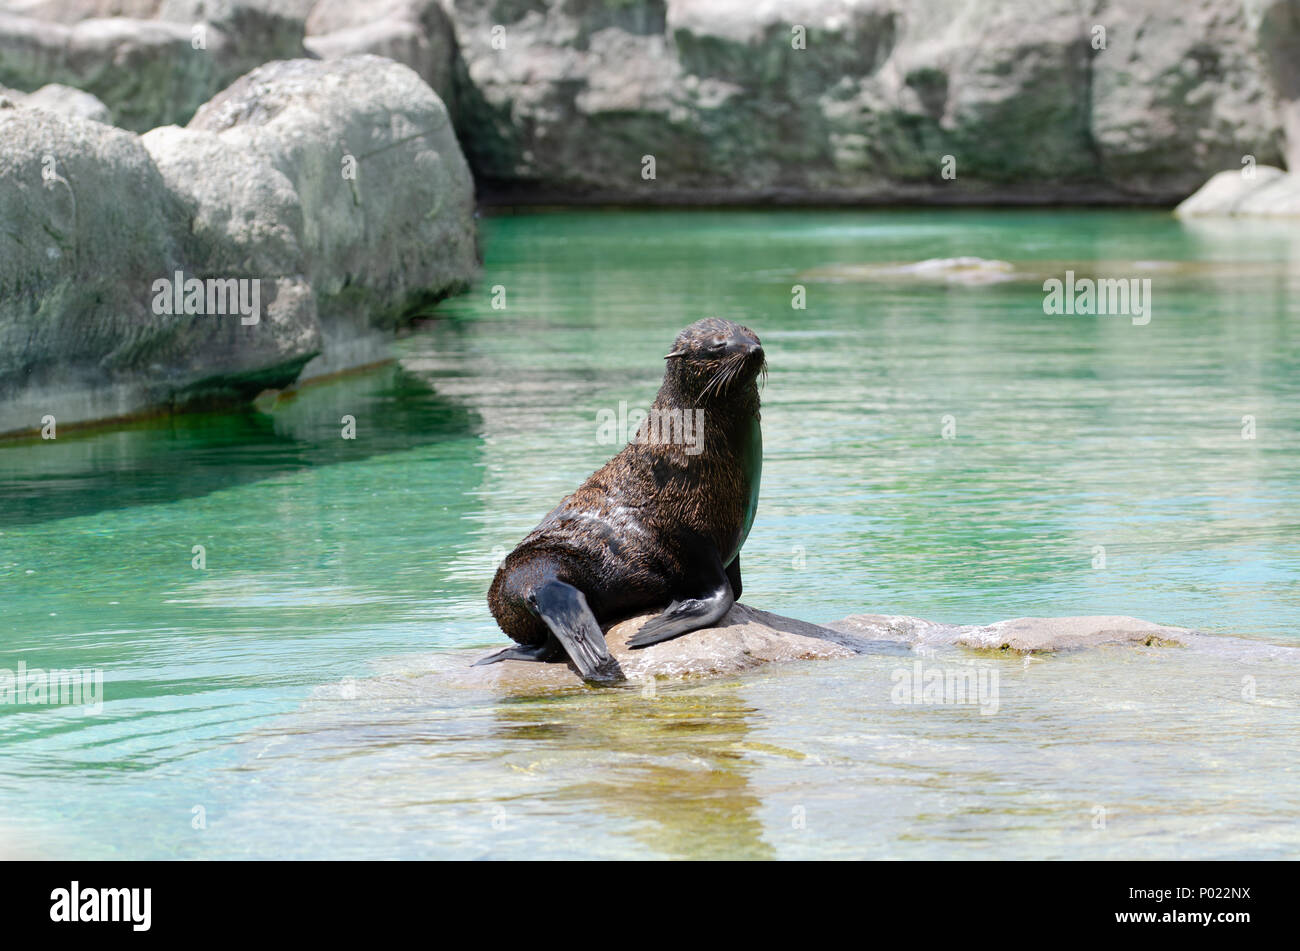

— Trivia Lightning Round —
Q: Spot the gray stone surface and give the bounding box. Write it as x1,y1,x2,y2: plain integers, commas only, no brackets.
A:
1175,164,1300,215
461,602,1192,690
440,0,1288,203
7,81,110,121
830,612,1192,652
0,55,477,436
188,55,478,365
3,0,1295,200
0,1,312,131
0,105,319,436
304,0,456,104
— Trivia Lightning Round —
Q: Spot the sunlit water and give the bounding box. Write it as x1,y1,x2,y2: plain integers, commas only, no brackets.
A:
1,209,1298,859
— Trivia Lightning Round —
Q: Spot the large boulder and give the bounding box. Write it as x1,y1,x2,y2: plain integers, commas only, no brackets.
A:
0,55,478,436
187,55,478,375
0,105,320,436
0,1,313,131
140,124,322,381
1102,0,1300,214
441,0,1286,203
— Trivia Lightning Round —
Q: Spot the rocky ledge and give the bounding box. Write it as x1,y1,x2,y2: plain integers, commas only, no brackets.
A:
455,602,1197,690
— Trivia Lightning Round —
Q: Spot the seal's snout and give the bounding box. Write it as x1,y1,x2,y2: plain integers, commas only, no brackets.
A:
727,326,762,357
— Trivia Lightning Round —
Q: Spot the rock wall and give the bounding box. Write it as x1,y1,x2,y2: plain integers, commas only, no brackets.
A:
437,0,1289,203
1177,0,1300,214
3,1,1295,203
0,1,314,131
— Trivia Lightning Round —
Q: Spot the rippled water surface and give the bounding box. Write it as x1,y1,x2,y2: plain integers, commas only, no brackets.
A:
2,209,1298,858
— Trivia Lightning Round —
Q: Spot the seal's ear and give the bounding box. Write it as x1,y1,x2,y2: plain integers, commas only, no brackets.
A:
664,347,686,359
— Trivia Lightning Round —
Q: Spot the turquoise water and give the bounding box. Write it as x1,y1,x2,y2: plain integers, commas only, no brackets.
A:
1,209,1298,858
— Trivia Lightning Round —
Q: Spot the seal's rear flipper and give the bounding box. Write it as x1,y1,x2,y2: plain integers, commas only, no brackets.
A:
531,580,625,684
472,642,559,666
627,574,734,649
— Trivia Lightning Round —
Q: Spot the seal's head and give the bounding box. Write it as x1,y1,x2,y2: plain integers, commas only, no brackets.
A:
662,317,766,405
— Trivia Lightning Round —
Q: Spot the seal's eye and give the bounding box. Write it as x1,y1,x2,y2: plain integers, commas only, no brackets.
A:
709,337,727,352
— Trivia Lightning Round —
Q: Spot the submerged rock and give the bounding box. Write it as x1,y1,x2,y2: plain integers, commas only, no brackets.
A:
801,257,1018,285
830,613,1191,652
458,603,1191,691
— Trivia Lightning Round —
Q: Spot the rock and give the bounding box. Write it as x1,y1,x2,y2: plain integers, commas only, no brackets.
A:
187,55,478,377
457,603,891,691
1081,0,1300,212
801,256,1019,285
459,603,1190,690
1088,0,1286,197
956,616,1189,651
0,108,319,436
1253,0,1300,170
0,2,312,131
1174,165,1300,215
829,614,1191,652
140,124,322,368
441,0,1287,203
304,0,456,104
0,56,477,436
7,82,111,121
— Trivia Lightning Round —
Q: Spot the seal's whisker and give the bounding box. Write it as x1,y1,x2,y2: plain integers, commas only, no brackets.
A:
702,355,741,399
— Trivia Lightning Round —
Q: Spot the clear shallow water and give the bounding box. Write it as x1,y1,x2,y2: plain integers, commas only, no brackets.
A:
1,209,1298,859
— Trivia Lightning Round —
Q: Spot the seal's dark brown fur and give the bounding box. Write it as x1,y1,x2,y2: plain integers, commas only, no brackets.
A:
484,318,765,673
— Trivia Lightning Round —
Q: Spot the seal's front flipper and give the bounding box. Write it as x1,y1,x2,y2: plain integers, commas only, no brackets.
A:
628,553,734,648
530,580,625,684
472,641,559,666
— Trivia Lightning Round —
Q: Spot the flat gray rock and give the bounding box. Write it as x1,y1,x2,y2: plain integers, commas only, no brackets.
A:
457,603,1192,691
831,613,1191,652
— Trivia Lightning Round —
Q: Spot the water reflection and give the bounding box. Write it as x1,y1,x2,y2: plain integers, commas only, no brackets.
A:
0,365,476,527
493,685,773,859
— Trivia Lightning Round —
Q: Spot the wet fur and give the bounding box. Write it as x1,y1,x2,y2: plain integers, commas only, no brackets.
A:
488,318,765,649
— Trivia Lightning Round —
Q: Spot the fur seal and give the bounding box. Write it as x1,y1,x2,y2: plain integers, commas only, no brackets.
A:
479,317,766,683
